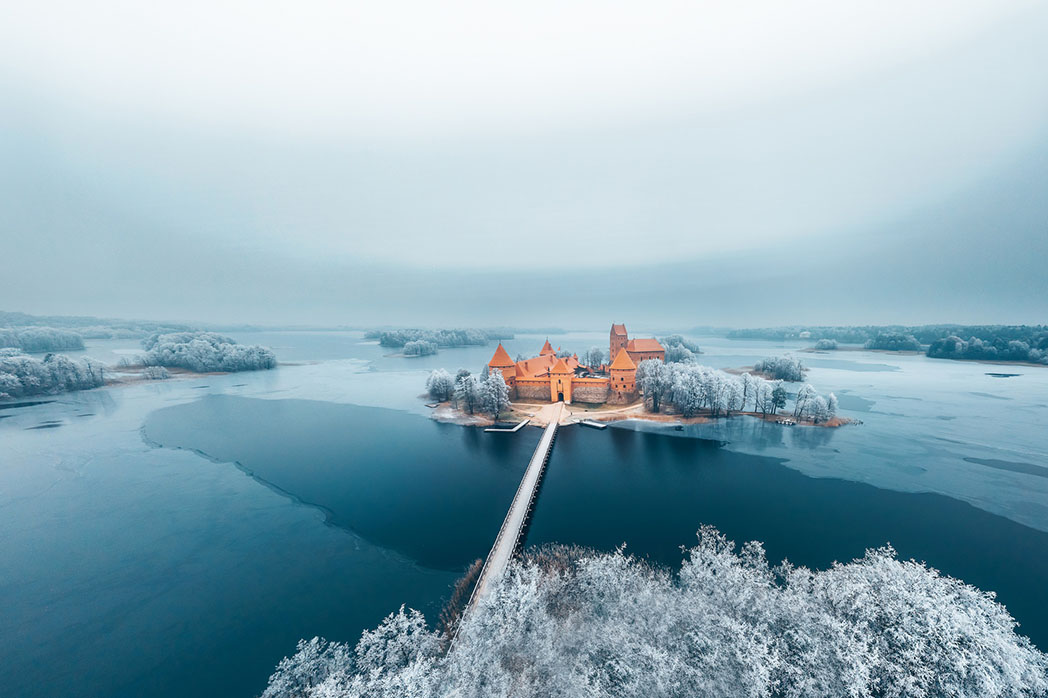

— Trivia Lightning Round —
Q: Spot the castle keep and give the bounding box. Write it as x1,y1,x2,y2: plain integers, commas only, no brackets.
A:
487,323,664,405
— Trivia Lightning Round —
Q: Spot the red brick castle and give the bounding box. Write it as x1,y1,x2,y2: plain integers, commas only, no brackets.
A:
487,323,664,405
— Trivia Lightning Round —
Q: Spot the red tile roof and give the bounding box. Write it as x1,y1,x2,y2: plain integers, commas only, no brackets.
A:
488,343,515,367
609,349,636,370
551,357,573,374
539,339,555,355
611,323,627,336
627,338,664,353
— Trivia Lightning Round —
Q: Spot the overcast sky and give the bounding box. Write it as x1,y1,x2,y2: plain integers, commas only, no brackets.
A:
2,1,1046,328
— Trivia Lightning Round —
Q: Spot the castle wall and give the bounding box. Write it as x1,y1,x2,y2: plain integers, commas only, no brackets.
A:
607,387,638,404
515,379,550,401
571,380,608,404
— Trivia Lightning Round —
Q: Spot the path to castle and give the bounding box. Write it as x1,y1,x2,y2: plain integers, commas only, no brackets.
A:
468,402,563,608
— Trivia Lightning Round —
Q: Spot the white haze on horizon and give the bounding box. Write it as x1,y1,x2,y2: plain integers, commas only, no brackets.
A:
1,1,1047,326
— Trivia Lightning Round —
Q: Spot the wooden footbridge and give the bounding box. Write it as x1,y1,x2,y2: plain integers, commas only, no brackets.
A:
465,403,563,610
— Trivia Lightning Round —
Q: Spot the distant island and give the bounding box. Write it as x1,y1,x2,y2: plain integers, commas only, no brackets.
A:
727,324,1048,366
365,327,513,357
0,315,277,400
426,323,844,428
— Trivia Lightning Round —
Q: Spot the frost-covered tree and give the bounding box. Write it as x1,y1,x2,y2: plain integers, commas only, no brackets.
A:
771,384,788,414
753,378,776,416
754,355,807,381
814,338,838,350
454,374,482,414
264,527,1048,698
403,340,438,356
636,359,670,412
660,334,702,354
482,369,510,420
664,344,696,363
425,369,455,402
584,347,605,369
793,383,818,419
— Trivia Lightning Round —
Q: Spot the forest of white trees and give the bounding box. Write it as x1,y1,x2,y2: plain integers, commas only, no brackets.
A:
0,326,85,353
427,368,510,420
263,527,1047,698
635,360,833,422
0,350,105,398
141,332,277,372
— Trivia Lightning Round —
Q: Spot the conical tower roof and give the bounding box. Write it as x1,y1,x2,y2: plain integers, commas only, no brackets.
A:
609,348,636,370
551,357,572,374
488,343,515,368
539,339,554,356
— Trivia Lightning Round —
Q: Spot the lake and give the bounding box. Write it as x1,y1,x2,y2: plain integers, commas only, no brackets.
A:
2,330,1047,698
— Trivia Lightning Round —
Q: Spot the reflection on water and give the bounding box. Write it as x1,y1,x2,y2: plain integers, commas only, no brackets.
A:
146,395,1048,651
145,395,542,570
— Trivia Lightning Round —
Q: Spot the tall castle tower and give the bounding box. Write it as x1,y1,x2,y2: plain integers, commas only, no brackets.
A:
610,323,628,362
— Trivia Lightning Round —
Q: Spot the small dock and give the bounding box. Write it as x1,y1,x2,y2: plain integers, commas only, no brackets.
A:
579,419,607,429
484,419,530,433
467,404,562,608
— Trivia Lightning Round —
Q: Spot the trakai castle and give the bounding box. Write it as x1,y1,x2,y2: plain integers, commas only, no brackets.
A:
487,323,665,405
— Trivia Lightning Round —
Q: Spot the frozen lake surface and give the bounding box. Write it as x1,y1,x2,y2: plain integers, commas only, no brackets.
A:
2,330,1047,697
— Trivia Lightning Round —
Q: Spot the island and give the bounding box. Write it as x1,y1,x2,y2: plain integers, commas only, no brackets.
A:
427,323,846,428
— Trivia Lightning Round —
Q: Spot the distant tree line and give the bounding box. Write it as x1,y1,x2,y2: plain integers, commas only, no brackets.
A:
864,333,921,351
1,310,191,340
729,324,1048,347
141,332,277,372
367,328,511,350
729,324,1048,365
928,335,1048,365
0,327,85,353
0,350,105,398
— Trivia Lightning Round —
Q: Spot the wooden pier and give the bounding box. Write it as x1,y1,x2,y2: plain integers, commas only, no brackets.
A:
484,419,530,433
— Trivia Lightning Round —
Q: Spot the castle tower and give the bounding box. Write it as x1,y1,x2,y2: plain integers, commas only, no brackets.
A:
610,323,628,362
539,338,555,356
549,357,573,403
487,343,517,391
608,346,636,403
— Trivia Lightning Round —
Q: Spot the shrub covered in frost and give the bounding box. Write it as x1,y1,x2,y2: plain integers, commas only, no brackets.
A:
142,366,170,380
263,527,1047,698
